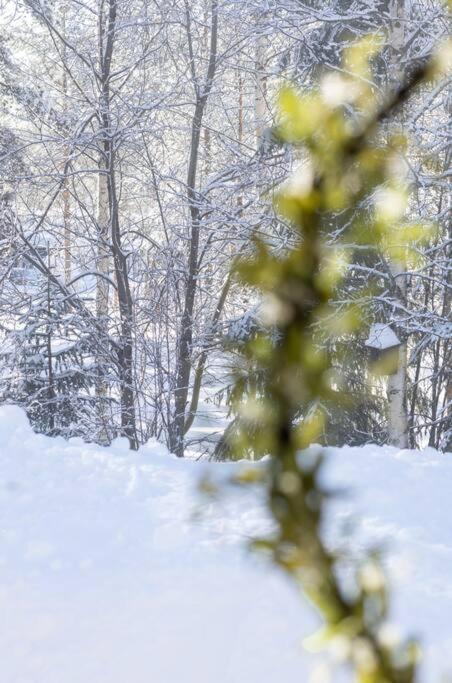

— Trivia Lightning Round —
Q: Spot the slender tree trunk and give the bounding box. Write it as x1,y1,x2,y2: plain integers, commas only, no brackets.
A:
97,0,138,449
62,182,71,283
442,143,452,450
46,261,56,434
183,274,232,434
255,15,268,147
386,351,409,448
171,0,218,457
60,4,72,284
386,0,409,448
109,157,138,450
95,153,111,444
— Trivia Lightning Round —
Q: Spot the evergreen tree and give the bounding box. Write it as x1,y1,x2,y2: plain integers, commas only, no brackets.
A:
1,268,100,439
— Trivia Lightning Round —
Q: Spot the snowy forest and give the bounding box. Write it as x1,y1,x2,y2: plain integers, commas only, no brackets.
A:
0,0,450,456
0,1,451,682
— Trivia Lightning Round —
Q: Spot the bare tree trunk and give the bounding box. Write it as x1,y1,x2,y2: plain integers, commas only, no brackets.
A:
254,15,268,147
97,0,138,450
46,255,56,434
171,0,218,457
441,135,452,450
109,160,138,450
95,153,111,444
386,324,409,447
62,182,71,283
60,4,72,284
183,274,232,434
386,0,409,449
445,347,452,452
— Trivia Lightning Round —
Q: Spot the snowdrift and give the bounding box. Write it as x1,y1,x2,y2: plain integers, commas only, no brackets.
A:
0,405,451,683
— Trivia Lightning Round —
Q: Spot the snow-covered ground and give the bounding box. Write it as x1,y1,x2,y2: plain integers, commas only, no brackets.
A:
0,405,451,683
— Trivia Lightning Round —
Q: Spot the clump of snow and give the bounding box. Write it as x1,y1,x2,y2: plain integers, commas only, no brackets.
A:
0,405,451,683
365,323,401,350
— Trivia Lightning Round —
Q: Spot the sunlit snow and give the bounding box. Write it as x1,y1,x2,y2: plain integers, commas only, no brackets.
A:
0,406,451,683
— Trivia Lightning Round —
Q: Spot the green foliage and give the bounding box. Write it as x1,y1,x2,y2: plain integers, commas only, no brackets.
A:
226,39,450,682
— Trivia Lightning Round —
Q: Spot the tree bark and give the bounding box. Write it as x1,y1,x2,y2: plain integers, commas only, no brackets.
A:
255,13,268,148
170,0,218,457
386,0,409,449
95,152,111,444
98,0,138,449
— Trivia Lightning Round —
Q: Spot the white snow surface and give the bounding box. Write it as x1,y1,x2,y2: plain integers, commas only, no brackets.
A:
365,323,401,350
0,405,451,683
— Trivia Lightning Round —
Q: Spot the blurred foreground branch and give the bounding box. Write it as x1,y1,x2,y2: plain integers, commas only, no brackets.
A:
227,36,451,682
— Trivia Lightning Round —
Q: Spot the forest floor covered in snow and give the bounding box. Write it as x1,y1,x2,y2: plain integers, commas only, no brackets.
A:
1,405,451,683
